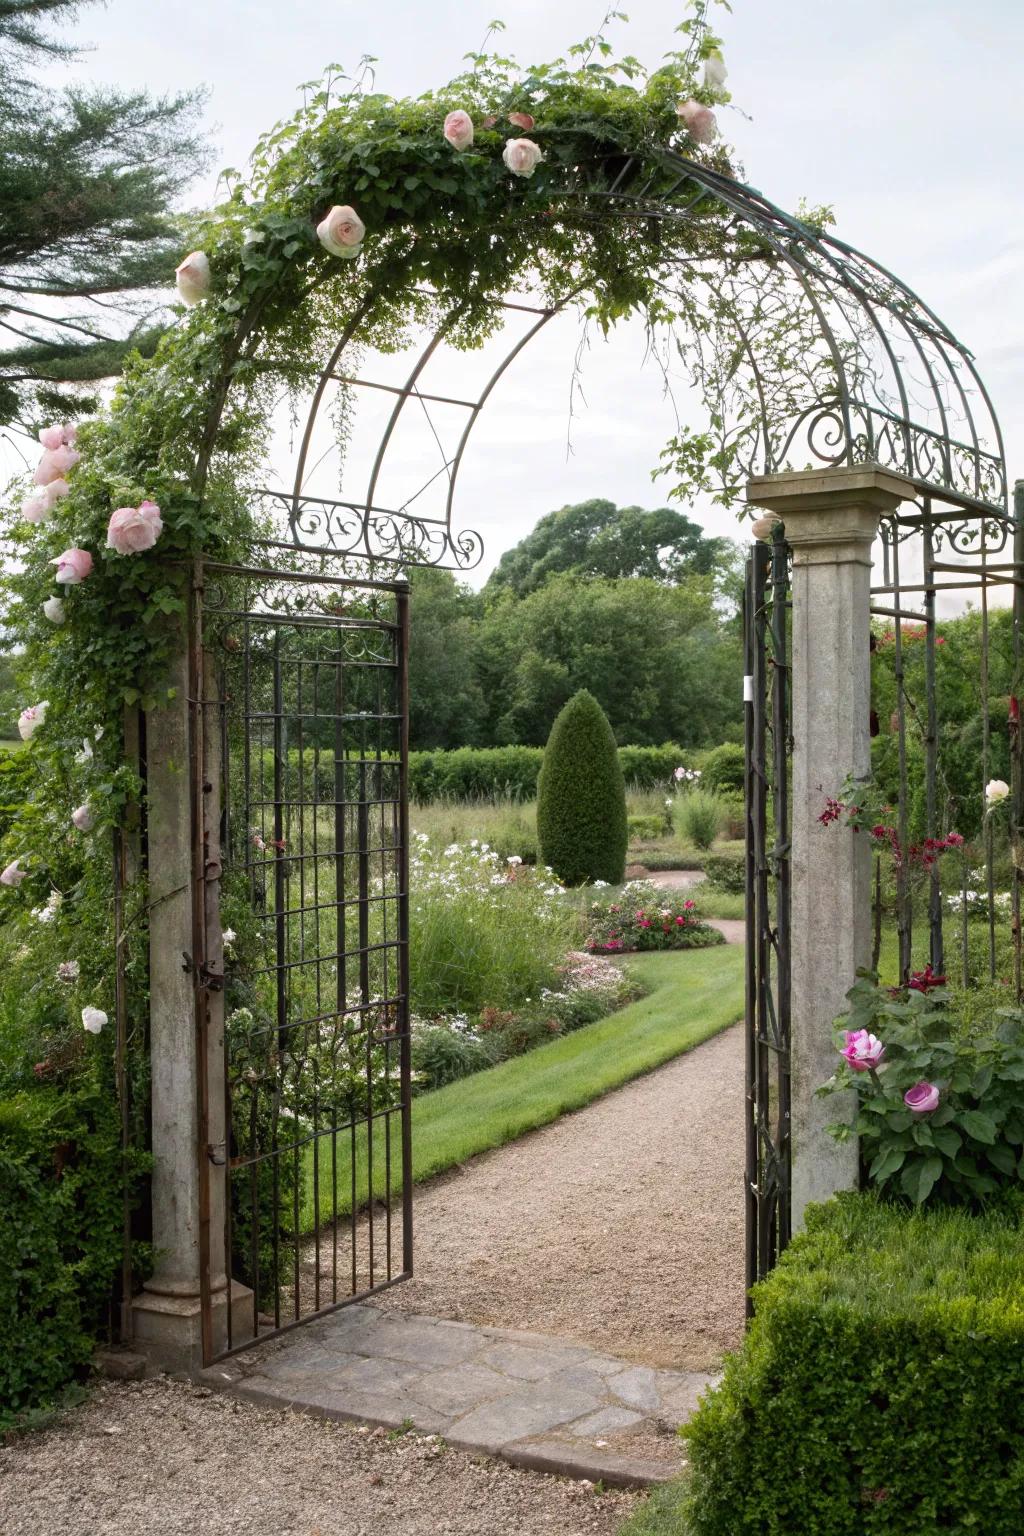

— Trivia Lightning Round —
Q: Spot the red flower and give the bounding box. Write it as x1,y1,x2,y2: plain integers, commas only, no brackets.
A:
908,964,946,993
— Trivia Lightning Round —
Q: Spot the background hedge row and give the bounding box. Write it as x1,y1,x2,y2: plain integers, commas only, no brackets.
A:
245,742,690,806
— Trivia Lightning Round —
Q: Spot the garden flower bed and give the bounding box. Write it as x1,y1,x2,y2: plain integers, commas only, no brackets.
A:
585,879,725,954
410,949,641,1092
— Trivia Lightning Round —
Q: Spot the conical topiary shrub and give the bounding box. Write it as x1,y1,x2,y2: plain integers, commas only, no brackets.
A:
537,690,628,885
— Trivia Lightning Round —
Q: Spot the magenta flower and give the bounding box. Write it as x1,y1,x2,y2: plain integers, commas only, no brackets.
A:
841,1028,885,1072
904,1081,940,1114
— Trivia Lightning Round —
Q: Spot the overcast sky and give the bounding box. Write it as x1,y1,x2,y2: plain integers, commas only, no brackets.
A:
33,1,1024,582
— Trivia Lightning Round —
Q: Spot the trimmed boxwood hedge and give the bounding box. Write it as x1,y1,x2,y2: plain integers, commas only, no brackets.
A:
681,1193,1024,1535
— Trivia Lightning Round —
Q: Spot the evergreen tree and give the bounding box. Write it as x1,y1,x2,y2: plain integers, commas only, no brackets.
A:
537,690,627,886
0,0,208,429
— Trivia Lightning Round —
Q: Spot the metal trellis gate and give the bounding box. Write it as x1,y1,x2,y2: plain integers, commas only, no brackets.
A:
744,531,793,1302
192,561,412,1363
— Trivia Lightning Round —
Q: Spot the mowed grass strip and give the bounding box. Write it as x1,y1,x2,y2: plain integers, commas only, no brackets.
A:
301,944,745,1226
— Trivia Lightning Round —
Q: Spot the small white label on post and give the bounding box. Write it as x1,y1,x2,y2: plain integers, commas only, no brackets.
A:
743,675,754,703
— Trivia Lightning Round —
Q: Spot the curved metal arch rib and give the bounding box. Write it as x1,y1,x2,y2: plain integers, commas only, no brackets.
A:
269,147,1006,571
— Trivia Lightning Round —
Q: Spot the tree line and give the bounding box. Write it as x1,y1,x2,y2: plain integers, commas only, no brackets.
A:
408,497,746,751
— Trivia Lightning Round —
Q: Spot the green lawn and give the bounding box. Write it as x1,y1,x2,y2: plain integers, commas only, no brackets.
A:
302,944,746,1226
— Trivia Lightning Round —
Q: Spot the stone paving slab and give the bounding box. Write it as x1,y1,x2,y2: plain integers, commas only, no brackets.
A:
200,1303,716,1487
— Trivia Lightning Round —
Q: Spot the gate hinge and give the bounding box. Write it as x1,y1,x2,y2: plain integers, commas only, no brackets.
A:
207,1142,227,1166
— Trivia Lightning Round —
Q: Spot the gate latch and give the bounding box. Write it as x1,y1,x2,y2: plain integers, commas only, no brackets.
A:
207,1142,227,1166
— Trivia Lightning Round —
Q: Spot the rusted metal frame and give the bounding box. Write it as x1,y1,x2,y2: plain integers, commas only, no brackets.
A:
397,586,413,1280
331,373,478,411
922,501,944,974
887,523,914,982
188,560,218,1368
1012,484,1024,1001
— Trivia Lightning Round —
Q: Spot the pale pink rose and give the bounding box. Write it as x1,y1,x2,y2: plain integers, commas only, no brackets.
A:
0,858,27,887
502,138,544,177
443,110,474,151
34,443,80,486
676,99,718,145
71,803,95,832
481,115,498,129
42,597,65,624
52,548,93,585
508,111,535,131
18,702,48,740
904,1081,941,1114
841,1029,885,1072
106,500,163,555
24,477,71,524
38,426,65,450
175,251,211,306
316,204,365,258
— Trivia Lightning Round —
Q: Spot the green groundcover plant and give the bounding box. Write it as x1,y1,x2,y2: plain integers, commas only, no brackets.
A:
680,1193,1024,1536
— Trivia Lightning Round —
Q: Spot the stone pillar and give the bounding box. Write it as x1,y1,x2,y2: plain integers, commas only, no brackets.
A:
745,465,916,1229
131,626,247,1371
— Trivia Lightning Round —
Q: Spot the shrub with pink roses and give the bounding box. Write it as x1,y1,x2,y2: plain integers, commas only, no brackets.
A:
585,879,724,954
823,970,1024,1205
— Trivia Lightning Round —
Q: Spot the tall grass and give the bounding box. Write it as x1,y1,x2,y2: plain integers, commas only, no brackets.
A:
409,840,575,1015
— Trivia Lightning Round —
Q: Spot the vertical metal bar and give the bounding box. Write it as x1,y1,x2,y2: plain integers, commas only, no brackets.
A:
889,524,912,981
188,562,215,1368
743,550,759,1313
113,825,133,1342
1013,484,1024,1001
922,501,943,974
397,586,414,1279
980,516,996,979
769,528,792,1258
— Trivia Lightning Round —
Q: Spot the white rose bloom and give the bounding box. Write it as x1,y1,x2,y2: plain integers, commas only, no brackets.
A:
704,54,728,89
986,779,1010,807
42,597,65,624
82,1006,108,1035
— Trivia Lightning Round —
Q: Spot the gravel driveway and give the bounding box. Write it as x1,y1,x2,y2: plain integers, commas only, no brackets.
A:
1,1378,641,1536
374,1024,746,1371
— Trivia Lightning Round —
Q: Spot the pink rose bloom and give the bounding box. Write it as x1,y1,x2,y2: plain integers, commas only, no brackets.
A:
107,500,163,555
18,702,47,740
71,803,95,832
904,1081,940,1114
34,443,80,485
676,99,718,144
316,204,365,258
508,111,535,130
443,110,474,151
841,1028,885,1072
481,115,498,129
22,478,68,523
503,138,544,177
38,423,76,450
0,858,27,887
52,548,93,585
175,251,211,306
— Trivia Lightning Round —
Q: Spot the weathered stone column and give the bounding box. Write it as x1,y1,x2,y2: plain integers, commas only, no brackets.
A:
131,623,244,1371
746,465,916,1229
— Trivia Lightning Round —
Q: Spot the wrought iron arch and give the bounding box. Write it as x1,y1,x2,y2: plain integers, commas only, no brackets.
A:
219,148,1007,573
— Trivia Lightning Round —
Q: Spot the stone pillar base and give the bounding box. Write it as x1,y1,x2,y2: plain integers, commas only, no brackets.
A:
129,1281,254,1376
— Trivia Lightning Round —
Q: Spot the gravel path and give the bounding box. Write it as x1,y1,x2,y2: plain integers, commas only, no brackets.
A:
375,1025,746,1372
1,1378,641,1536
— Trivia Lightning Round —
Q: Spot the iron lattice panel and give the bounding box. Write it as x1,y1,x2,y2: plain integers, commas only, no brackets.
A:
744,534,792,1299
196,565,411,1360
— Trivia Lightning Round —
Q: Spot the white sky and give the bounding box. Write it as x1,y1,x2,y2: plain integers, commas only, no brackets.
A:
17,0,1024,583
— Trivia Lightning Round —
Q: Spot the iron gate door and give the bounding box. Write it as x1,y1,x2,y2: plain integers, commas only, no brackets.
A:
192,562,412,1362
744,531,792,1302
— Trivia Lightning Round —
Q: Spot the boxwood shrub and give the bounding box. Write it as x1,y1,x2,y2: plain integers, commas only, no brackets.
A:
682,1193,1024,1535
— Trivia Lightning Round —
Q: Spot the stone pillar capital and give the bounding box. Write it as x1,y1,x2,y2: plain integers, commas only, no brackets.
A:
746,465,916,567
